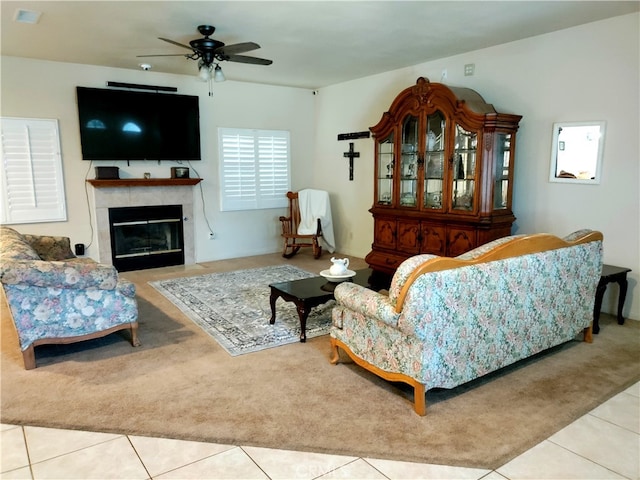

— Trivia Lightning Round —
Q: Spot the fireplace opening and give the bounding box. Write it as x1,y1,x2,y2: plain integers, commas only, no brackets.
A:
109,205,185,272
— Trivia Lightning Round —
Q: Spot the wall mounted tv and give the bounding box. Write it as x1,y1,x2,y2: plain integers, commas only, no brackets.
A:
76,86,201,161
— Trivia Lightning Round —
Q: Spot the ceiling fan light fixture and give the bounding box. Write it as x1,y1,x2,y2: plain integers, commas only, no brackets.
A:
214,64,226,83
198,62,212,81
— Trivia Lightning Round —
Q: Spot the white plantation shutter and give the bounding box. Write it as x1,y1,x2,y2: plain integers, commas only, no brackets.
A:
1,118,67,224
219,128,290,211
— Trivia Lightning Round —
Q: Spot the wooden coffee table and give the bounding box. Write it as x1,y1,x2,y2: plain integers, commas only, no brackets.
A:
269,268,372,342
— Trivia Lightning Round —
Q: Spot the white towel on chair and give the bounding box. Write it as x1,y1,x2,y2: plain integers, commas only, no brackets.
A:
298,189,335,253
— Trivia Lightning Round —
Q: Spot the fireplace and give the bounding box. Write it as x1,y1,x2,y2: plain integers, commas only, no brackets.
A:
109,205,185,272
89,179,199,269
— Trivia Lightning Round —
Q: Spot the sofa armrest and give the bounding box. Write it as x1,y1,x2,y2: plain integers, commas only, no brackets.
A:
0,259,122,291
115,278,136,297
334,282,399,327
562,229,599,243
388,254,438,307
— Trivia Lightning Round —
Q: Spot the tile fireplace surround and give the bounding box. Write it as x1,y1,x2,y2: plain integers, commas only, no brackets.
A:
88,179,200,268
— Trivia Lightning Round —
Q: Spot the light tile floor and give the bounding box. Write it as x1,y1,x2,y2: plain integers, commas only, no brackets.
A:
1,382,637,479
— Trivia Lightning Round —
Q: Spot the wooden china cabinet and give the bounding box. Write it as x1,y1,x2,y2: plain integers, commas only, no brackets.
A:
366,77,522,275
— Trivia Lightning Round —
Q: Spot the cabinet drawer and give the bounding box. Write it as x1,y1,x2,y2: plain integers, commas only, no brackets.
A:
365,251,405,274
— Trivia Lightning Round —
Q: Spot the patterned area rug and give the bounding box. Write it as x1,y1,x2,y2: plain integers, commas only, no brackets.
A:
149,265,334,356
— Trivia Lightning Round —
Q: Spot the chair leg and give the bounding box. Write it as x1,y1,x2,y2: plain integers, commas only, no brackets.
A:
22,345,36,370
312,238,322,259
329,339,341,364
282,239,300,258
584,325,593,343
414,383,426,416
130,324,141,347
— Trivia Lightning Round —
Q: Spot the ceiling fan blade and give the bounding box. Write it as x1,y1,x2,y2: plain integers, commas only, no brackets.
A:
216,42,260,55
158,37,194,51
225,54,273,65
136,54,191,58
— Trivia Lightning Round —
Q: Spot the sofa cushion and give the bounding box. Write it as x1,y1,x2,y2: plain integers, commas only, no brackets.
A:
23,234,76,261
0,227,40,261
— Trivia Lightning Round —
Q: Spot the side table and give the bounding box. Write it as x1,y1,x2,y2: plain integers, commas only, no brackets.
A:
593,264,632,334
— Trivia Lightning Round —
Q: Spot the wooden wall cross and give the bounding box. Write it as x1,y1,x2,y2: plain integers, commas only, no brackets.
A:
343,142,360,181
337,131,370,181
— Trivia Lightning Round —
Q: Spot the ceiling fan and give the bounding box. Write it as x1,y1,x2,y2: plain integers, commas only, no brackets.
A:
138,25,272,91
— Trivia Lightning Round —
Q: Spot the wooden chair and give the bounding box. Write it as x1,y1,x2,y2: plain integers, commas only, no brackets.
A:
279,191,323,258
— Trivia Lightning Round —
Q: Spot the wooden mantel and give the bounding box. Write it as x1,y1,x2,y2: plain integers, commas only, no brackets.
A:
87,178,202,188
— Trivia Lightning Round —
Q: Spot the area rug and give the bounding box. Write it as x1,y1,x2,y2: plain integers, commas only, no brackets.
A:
149,265,333,355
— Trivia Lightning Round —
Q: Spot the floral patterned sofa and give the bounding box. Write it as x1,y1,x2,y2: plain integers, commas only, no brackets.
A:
330,229,603,415
0,226,139,369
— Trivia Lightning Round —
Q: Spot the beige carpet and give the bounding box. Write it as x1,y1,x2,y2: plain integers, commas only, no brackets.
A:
1,254,639,469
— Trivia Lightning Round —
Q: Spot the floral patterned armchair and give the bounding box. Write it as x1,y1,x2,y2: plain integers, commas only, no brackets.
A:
330,230,603,415
0,227,139,369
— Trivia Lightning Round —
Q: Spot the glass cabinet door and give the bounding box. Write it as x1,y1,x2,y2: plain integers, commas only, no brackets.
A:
424,110,446,209
451,124,478,211
493,133,512,209
400,115,418,207
376,132,394,205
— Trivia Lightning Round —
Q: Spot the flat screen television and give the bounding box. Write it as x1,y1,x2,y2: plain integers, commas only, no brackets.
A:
76,86,201,161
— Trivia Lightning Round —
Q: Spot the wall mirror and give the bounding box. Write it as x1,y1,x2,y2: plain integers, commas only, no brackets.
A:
549,121,606,184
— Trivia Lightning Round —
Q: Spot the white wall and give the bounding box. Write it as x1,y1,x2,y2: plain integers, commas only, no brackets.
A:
0,57,315,261
312,13,639,320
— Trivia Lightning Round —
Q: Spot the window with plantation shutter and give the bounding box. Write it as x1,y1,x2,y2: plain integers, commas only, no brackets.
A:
219,128,290,211
1,118,67,224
